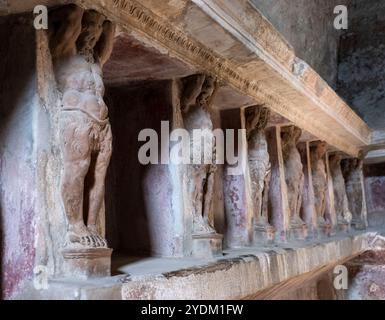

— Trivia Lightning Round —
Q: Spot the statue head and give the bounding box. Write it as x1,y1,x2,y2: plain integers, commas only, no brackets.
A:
351,158,363,170
245,106,270,140
77,10,106,62
281,126,302,151
314,141,327,159
180,74,216,113
197,75,216,108
329,153,342,167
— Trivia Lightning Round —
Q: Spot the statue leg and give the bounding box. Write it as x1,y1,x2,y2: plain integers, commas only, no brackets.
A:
249,166,263,226
261,170,271,225
295,174,304,222
86,124,112,248
60,113,94,247
321,191,327,223
203,167,216,232
287,181,295,221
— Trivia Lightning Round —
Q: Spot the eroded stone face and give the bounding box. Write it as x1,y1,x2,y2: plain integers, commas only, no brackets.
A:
49,5,115,249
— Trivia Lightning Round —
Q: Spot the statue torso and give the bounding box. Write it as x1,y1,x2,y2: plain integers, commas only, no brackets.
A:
184,105,214,165
248,130,270,170
55,55,108,121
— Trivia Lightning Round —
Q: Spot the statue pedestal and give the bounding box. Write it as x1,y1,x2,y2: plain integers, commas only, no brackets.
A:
338,219,351,233
192,233,223,259
253,225,275,245
62,247,113,279
289,222,308,241
352,218,367,230
318,220,333,238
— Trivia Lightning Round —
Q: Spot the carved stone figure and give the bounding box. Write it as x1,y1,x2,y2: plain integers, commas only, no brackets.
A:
329,154,352,227
180,74,218,235
49,5,115,248
245,106,273,232
281,126,306,229
342,158,367,229
310,142,329,227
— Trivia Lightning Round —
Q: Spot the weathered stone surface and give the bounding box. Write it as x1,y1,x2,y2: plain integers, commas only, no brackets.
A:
191,233,223,259
62,248,113,279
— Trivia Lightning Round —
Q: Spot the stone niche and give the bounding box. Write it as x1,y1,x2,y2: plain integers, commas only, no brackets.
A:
364,162,385,228
104,80,179,258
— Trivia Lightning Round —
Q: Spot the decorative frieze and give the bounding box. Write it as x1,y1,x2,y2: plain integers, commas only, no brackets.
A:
76,0,371,157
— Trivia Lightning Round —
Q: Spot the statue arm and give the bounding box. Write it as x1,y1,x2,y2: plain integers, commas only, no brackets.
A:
49,5,84,58
94,20,116,67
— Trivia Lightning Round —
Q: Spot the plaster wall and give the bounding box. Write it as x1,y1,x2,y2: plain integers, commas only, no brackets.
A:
0,14,37,299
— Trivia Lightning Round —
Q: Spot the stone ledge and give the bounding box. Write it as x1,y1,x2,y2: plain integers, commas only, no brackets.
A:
15,276,124,300
121,232,373,300
14,231,377,300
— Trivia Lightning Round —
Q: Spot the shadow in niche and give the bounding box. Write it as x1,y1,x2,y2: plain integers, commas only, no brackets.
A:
104,80,173,262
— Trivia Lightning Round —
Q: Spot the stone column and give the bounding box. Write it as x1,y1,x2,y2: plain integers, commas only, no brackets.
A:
342,158,368,230
298,142,318,238
266,126,290,242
